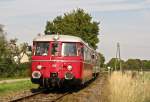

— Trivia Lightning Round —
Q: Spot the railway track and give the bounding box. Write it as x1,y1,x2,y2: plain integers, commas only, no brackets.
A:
43,92,71,102
8,73,106,102
9,88,47,102
9,88,71,102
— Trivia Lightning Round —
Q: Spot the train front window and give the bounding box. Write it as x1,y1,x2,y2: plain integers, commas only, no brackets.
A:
35,42,49,56
62,43,77,56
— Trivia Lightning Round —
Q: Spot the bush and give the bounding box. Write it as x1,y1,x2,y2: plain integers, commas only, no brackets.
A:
0,62,30,78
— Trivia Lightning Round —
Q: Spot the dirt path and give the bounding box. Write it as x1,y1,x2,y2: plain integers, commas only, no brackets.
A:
0,78,30,84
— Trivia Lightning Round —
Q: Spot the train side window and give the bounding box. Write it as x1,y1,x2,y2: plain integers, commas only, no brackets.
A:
92,54,95,59
77,43,84,58
84,46,89,62
81,47,84,58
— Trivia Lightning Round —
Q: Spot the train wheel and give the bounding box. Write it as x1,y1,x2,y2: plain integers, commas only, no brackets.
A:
44,78,50,88
39,83,43,89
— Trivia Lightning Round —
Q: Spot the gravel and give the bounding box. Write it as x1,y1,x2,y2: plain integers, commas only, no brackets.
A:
59,73,109,102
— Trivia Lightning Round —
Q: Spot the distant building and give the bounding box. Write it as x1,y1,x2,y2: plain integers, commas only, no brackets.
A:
13,53,30,63
20,52,30,63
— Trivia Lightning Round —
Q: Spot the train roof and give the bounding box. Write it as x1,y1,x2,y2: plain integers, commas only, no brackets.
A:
34,34,86,43
33,34,95,51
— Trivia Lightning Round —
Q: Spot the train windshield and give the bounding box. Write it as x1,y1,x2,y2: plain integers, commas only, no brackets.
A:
62,43,77,56
34,42,49,56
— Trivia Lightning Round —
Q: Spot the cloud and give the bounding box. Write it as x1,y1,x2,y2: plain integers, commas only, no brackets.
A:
85,3,143,12
84,0,150,12
0,0,150,19
145,0,150,3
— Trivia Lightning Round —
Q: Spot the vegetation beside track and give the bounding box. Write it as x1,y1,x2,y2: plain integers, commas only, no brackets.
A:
0,62,30,79
108,71,150,102
0,80,38,97
0,26,31,79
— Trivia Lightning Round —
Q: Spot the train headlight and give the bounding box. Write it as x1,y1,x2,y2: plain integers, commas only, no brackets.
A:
67,65,73,71
32,71,41,78
36,65,42,70
65,72,74,80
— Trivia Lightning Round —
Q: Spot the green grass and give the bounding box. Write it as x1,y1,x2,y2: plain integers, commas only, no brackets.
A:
0,80,38,96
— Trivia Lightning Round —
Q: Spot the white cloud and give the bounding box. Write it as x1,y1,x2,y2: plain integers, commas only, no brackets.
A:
85,3,143,12
145,0,150,3
0,0,149,18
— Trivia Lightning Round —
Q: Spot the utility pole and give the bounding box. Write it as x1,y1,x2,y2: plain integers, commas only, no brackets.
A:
115,42,122,71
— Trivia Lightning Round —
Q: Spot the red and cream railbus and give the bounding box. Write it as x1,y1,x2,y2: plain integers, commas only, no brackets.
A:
31,34,100,88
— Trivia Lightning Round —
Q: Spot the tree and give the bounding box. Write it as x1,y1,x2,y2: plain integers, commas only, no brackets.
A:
98,53,105,68
142,60,150,70
9,38,29,64
107,58,117,70
107,58,124,70
45,8,100,49
125,59,142,70
0,25,11,64
0,25,14,76
0,24,4,32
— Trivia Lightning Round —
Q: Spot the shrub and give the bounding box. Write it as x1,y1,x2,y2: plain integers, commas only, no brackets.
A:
0,62,30,78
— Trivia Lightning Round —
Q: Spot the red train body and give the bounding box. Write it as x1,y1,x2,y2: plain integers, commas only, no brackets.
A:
31,34,100,88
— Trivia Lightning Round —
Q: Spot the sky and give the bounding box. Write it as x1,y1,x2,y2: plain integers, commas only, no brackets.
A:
0,0,150,62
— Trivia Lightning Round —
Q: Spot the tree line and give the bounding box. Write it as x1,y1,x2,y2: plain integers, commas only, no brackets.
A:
106,58,150,71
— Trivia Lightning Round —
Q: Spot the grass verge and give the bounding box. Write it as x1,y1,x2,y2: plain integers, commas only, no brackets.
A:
0,80,38,97
109,71,150,102
0,77,29,81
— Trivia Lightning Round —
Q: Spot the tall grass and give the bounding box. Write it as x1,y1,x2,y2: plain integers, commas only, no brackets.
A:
109,71,150,102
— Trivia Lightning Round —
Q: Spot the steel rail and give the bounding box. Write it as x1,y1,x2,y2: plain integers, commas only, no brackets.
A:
50,92,71,102
9,89,71,102
9,88,47,102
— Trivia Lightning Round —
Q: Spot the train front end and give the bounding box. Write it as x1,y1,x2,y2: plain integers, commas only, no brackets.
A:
31,35,83,88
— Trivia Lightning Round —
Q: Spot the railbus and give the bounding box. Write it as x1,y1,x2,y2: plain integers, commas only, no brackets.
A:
31,34,100,88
